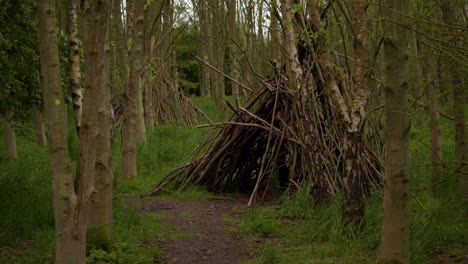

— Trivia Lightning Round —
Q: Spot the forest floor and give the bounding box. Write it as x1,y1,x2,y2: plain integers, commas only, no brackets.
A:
132,196,259,264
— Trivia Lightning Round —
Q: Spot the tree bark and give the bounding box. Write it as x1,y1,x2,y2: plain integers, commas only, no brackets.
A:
68,0,83,132
411,31,426,128
121,0,145,179
281,0,302,86
207,0,225,120
36,0,84,263
215,0,226,119
113,0,127,94
143,3,155,128
269,2,281,60
227,0,239,104
379,0,410,263
341,0,372,231
439,1,467,204
3,117,17,159
199,0,211,97
33,105,47,147
427,55,442,194
83,0,113,243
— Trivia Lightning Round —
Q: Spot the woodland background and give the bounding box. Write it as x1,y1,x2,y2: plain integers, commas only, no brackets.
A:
0,0,466,263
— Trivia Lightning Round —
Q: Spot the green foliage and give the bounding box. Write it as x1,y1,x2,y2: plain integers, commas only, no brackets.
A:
175,23,200,95
0,0,40,120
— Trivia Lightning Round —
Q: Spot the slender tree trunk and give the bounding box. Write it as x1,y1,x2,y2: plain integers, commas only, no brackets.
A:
36,0,84,263
114,0,127,94
411,31,426,128
68,0,83,132
341,0,372,231
136,80,146,142
269,3,281,60
227,0,239,104
84,0,113,243
439,1,468,204
215,0,226,120
132,0,146,143
245,0,254,88
121,0,145,179
199,0,211,97
379,0,410,263
207,0,225,119
143,4,155,128
206,0,216,99
281,0,302,86
3,117,17,159
256,0,264,74
427,55,442,193
33,105,47,147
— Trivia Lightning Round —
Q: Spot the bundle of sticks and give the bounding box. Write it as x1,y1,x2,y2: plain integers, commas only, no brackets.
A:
150,67,382,206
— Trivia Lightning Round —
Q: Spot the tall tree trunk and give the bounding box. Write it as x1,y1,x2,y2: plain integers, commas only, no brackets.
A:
33,105,47,147
136,78,146,142
36,0,84,263
269,3,281,60
439,1,467,204
256,0,264,74
379,0,410,263
215,0,226,120
207,0,225,119
411,31,426,128
341,0,372,231
113,0,127,95
199,0,211,97
121,0,145,179
84,0,113,243
68,0,83,132
245,0,254,88
143,3,155,128
426,54,442,193
3,117,17,159
227,0,239,104
281,0,302,86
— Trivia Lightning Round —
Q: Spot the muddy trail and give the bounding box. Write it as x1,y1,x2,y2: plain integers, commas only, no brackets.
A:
136,197,257,264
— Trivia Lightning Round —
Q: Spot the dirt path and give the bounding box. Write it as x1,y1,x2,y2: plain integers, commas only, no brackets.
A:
137,197,256,264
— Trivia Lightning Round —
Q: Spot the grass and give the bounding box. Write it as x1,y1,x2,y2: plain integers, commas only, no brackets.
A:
238,208,280,235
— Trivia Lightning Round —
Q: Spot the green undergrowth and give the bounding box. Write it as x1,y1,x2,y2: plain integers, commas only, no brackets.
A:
238,208,281,235
246,186,466,264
